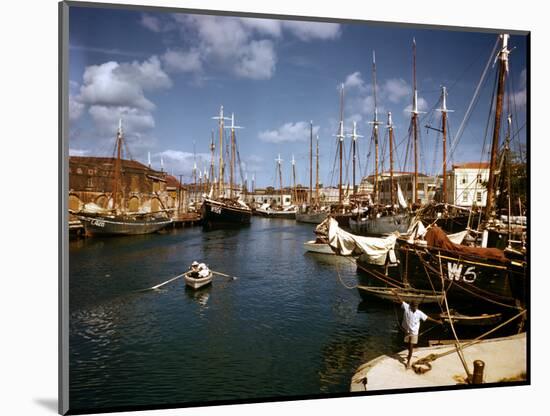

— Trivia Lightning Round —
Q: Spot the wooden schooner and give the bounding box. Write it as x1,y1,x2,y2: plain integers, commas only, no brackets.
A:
201,107,252,228
76,120,173,236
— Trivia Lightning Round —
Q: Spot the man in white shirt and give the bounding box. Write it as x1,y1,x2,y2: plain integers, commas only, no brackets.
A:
198,263,210,278
393,291,440,369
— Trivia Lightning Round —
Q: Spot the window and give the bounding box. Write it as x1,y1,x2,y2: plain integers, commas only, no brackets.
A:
461,176,467,184
477,174,482,184
462,192,468,202
76,168,82,175
285,197,290,203
407,182,412,191
417,183,424,191
476,191,482,203
88,169,95,175
87,177,93,188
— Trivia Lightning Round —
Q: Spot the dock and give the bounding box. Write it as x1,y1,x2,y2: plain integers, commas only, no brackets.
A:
350,332,526,392
171,213,202,228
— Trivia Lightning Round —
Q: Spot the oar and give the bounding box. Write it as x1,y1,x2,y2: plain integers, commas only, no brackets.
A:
138,272,186,292
211,270,239,280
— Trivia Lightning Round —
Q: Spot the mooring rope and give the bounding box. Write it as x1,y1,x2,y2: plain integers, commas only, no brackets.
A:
334,260,358,290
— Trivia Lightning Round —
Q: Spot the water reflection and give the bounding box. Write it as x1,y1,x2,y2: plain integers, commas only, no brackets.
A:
69,218,402,410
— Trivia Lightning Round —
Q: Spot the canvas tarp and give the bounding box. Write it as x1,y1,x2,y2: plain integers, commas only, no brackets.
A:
317,217,398,265
425,225,508,263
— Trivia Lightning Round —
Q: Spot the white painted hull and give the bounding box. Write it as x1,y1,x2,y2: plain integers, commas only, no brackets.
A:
184,271,213,289
303,240,335,254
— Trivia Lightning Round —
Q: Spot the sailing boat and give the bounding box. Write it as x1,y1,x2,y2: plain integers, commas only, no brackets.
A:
296,123,328,223
357,34,527,312
255,154,297,219
76,120,173,236
201,107,252,227
330,84,356,227
350,51,411,236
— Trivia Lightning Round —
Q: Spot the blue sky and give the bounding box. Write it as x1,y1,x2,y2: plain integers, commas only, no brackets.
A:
68,5,527,188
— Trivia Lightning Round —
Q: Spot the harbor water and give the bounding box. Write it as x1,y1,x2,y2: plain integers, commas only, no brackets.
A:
69,218,414,410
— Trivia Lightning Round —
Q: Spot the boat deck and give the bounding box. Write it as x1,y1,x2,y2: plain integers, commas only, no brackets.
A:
350,332,526,392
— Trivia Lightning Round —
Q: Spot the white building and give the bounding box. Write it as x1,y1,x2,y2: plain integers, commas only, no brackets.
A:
249,189,293,207
447,162,490,207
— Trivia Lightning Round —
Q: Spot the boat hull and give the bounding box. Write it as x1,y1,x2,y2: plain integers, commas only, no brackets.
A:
357,285,444,304
184,271,213,289
296,211,327,224
77,215,172,236
201,198,251,228
255,208,297,219
349,213,410,236
303,240,335,254
356,240,527,310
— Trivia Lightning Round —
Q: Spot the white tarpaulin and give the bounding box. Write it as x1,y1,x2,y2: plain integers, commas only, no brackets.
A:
320,218,398,265
397,183,408,209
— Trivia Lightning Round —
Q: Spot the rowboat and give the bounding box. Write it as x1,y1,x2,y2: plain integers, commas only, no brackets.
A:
357,285,444,304
184,270,213,289
439,310,502,326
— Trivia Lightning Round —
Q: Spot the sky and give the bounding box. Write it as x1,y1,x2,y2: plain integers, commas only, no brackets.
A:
68,5,528,188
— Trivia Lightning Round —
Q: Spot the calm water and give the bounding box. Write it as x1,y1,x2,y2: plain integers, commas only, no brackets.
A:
69,218,408,411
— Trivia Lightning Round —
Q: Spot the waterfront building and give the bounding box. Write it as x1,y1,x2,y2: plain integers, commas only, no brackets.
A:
446,162,490,207
69,156,172,213
361,172,438,205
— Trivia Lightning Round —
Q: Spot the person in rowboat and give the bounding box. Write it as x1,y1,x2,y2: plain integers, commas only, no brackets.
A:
189,261,200,278
198,263,210,279
392,290,441,369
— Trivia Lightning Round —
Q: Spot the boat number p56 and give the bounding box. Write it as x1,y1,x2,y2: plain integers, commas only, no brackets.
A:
211,205,222,215
91,219,105,227
447,262,476,283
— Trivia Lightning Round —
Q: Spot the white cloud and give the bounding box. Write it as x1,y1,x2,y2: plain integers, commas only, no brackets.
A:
234,40,276,80
69,148,89,157
154,150,211,177
158,14,341,81
343,72,365,90
140,14,162,32
69,96,84,121
281,21,341,41
162,49,202,73
240,18,283,37
259,121,320,143
88,105,155,135
78,57,171,111
74,56,173,154
384,78,410,103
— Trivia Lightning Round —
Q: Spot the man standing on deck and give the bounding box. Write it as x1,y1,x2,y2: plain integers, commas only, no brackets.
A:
392,290,441,369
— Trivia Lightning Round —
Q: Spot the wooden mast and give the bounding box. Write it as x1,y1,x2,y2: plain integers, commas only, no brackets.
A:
337,84,345,206
348,122,362,197
276,154,284,207
316,134,320,208
212,106,229,198
412,39,419,205
309,120,313,205
485,34,510,218
369,51,382,206
223,113,242,199
438,86,453,204
292,154,297,204
505,114,512,246
387,112,395,207
209,130,215,194
230,115,234,199
111,119,123,212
